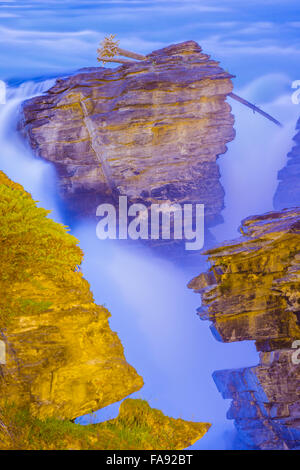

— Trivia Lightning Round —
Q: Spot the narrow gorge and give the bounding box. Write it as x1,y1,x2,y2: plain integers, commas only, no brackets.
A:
0,34,298,451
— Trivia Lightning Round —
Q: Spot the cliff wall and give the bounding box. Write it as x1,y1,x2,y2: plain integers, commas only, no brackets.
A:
189,208,300,449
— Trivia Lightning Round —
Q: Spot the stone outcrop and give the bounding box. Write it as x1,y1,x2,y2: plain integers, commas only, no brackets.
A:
1,399,210,450
188,208,300,449
20,41,235,233
0,171,142,421
274,117,300,210
0,171,210,449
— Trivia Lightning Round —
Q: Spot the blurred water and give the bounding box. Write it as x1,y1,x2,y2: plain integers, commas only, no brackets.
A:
0,80,260,449
0,0,299,86
213,74,300,240
0,12,298,445
0,80,62,223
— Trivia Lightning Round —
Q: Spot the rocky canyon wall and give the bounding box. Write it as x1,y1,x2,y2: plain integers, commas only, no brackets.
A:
189,208,300,449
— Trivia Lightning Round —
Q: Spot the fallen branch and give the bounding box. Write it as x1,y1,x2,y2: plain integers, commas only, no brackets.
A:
116,47,146,61
99,57,138,65
228,92,283,128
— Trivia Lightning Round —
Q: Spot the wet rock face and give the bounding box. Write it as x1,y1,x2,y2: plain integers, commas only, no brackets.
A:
274,117,300,210
2,302,144,421
189,208,300,449
189,208,300,351
0,171,143,421
20,41,234,229
213,350,300,449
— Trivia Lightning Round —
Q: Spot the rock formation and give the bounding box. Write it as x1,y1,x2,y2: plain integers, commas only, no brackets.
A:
1,399,210,450
274,117,300,210
0,170,210,449
0,171,142,420
20,41,235,236
189,208,300,449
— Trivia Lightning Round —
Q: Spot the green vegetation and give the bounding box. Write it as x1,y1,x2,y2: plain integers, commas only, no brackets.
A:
0,171,82,327
1,399,210,450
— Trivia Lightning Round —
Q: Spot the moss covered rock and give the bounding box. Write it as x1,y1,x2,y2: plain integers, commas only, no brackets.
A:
0,171,210,449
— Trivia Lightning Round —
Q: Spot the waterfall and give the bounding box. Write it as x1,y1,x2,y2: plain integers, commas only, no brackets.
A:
0,80,261,450
0,0,298,452
0,79,62,223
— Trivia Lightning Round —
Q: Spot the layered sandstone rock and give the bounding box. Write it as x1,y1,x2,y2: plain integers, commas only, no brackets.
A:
189,208,300,449
0,171,210,449
274,117,300,210
0,170,143,420
20,41,235,232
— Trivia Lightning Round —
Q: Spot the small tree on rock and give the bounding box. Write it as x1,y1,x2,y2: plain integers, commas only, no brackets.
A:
97,35,146,64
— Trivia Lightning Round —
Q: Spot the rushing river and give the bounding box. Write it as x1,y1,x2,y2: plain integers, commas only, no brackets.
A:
0,77,297,449
0,0,299,450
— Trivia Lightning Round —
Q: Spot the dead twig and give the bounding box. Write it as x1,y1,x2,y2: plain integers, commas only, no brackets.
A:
228,92,283,127
97,35,146,64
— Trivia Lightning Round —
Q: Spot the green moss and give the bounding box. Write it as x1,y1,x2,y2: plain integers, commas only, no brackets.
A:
2,403,94,450
0,171,83,328
1,399,210,450
18,298,53,315
2,402,154,450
